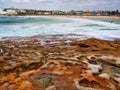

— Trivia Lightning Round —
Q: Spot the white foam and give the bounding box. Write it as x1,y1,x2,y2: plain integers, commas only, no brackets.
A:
0,16,120,40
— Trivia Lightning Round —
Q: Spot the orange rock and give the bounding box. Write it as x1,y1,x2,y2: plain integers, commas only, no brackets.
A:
37,81,45,88
0,76,7,84
0,73,17,84
14,78,22,85
7,73,17,82
0,82,9,90
19,80,34,90
81,73,98,82
19,70,36,77
8,84,18,90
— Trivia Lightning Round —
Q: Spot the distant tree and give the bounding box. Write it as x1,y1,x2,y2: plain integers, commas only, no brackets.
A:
116,10,119,15
111,10,116,15
106,11,111,16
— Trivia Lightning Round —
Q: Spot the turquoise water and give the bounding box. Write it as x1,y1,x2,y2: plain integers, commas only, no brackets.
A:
89,18,120,24
0,16,120,40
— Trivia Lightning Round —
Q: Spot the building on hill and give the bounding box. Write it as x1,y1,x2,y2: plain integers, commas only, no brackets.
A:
76,11,83,15
52,10,66,15
82,10,91,16
4,8,18,15
0,8,7,15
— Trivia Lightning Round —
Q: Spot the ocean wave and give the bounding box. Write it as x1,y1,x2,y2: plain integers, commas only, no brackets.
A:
0,16,120,40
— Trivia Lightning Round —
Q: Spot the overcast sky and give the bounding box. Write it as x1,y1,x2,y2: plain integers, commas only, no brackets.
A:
0,0,120,10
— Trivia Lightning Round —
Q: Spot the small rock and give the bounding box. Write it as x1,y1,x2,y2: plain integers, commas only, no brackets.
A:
3,66,13,71
32,74,53,89
90,56,97,60
78,43,90,48
19,80,33,90
0,57,5,63
77,55,87,61
29,52,38,57
2,82,9,87
0,82,9,90
114,74,120,83
52,71,63,75
37,77,53,88
98,73,110,80
19,70,36,76
94,55,102,57
8,84,18,90
82,60,102,74
107,82,116,90
48,63,56,68
46,85,56,90
73,78,101,90
0,48,3,53
118,83,120,88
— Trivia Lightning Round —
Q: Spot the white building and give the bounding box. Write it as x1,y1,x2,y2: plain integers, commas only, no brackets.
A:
20,9,26,13
44,11,52,15
0,8,7,15
6,9,17,15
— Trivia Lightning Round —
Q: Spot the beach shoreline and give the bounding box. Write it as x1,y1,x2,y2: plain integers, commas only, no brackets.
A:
24,15,120,20
1,15,120,20
51,15,120,20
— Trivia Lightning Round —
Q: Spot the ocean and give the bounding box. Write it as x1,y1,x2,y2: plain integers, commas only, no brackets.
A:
0,16,120,40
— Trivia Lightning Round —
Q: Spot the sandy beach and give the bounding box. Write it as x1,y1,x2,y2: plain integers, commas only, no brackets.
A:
0,35,120,90
53,15,120,20
24,15,120,20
